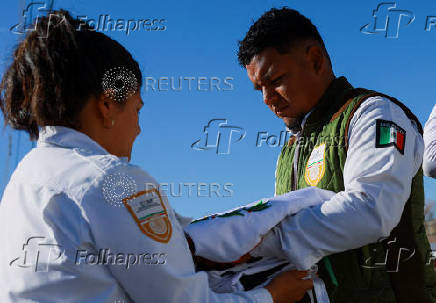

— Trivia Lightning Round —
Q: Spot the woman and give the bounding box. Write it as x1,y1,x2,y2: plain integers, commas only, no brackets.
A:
0,10,312,303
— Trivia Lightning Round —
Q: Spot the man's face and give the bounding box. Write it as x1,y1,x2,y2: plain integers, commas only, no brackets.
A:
246,45,326,128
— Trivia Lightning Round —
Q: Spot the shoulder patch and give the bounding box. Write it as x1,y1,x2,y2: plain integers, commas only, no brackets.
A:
304,143,326,186
375,119,406,155
123,188,172,243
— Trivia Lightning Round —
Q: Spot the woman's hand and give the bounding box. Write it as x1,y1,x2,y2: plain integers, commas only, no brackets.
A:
264,270,313,303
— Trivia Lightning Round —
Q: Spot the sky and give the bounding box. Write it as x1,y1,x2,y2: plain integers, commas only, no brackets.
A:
0,0,435,219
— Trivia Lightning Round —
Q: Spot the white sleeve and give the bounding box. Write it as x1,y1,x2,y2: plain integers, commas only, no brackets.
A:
423,104,436,178
269,96,424,270
174,212,194,228
82,163,273,303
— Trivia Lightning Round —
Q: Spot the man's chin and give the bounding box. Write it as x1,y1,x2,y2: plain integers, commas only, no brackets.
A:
283,117,302,133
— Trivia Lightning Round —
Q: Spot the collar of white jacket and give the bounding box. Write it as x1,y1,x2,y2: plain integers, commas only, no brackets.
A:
37,126,129,163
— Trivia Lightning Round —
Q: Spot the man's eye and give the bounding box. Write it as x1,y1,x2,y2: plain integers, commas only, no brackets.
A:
271,76,283,86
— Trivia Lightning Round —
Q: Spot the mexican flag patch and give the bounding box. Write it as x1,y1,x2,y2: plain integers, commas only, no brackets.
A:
375,119,406,154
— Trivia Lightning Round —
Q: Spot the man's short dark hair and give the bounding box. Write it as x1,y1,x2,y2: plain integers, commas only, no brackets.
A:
237,7,327,67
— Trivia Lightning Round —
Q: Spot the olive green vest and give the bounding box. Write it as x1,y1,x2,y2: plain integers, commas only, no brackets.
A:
275,77,436,303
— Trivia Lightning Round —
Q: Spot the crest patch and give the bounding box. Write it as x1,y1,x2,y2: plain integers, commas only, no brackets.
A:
304,143,326,186
123,188,172,243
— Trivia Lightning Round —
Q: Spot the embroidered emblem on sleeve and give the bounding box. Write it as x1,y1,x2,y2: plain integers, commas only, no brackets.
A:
375,119,406,155
123,188,172,243
304,143,326,186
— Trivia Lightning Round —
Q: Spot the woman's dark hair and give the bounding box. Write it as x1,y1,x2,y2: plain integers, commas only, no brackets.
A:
238,7,328,67
0,9,142,140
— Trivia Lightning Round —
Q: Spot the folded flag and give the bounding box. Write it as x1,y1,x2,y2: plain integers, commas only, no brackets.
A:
185,186,336,303
185,186,335,263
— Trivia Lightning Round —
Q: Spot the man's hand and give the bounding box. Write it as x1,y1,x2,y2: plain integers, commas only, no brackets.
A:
265,270,313,303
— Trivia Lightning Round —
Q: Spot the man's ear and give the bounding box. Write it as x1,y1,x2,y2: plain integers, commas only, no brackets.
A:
96,94,115,129
306,44,324,75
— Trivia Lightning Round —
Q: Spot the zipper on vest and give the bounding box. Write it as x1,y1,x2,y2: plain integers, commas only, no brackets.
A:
291,136,300,191
290,113,311,191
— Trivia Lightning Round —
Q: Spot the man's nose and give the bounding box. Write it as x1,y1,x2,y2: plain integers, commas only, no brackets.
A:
262,87,278,106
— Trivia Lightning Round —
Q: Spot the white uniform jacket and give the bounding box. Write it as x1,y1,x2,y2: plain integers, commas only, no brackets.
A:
0,126,272,303
266,96,425,269
424,104,436,178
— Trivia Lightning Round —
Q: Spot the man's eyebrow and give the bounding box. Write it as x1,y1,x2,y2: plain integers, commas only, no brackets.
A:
252,69,274,90
261,69,274,82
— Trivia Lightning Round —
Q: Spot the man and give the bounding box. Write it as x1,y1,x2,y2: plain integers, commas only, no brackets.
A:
424,104,436,178
237,7,436,302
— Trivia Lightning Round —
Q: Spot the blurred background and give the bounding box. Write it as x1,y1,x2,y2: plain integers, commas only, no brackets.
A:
0,0,435,229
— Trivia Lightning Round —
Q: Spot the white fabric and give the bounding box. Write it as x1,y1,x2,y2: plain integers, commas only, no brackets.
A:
207,257,292,293
0,126,272,303
185,187,335,262
312,277,330,303
264,96,424,269
424,103,436,178
207,258,330,303
185,187,335,303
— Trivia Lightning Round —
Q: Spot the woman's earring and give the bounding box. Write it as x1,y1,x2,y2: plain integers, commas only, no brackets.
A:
111,119,115,127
